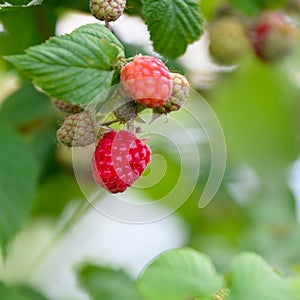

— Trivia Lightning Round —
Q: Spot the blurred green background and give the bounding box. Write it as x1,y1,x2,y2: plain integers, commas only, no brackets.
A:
1,0,300,299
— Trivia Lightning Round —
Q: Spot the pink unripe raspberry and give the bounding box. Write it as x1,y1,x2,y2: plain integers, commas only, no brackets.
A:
120,55,172,108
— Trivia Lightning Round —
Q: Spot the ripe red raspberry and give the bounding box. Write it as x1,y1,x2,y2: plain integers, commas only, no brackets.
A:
249,11,297,61
92,130,151,193
120,55,172,108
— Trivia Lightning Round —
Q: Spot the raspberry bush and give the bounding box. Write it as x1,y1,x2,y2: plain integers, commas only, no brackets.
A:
0,0,300,299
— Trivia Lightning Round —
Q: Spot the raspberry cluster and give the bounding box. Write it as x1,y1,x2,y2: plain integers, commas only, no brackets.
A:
54,55,190,193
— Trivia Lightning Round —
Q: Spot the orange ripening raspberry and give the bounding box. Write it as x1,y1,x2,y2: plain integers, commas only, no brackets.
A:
92,130,151,193
120,55,172,108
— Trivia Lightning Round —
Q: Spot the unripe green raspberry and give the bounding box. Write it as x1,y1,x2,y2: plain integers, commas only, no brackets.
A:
209,17,250,65
153,73,190,115
52,99,83,116
168,73,190,109
89,0,126,22
57,112,95,147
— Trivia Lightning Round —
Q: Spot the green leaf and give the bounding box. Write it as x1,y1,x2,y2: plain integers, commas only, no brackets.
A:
229,0,262,15
0,125,38,254
28,127,58,179
0,282,47,300
143,0,203,59
77,265,143,300
228,253,289,300
5,24,125,105
138,248,223,300
199,0,225,20
0,6,56,55
74,23,124,54
0,84,52,126
44,0,89,12
125,0,144,16
229,0,286,15
0,0,44,12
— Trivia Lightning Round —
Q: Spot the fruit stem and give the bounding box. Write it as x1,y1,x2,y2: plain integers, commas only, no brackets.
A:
101,119,119,126
105,21,111,31
115,57,135,68
127,120,135,131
